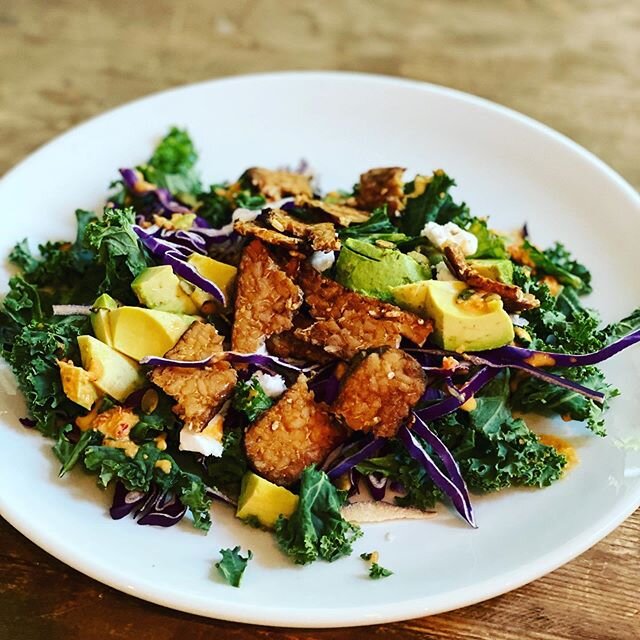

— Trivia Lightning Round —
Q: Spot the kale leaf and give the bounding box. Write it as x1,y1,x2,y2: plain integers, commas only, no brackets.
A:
433,374,567,492
206,424,249,499
524,240,591,293
511,366,618,436
83,207,152,303
274,466,362,565
232,377,273,422
53,426,101,477
463,218,509,259
400,171,468,237
215,546,253,587
369,563,393,579
356,440,440,511
195,184,266,229
84,442,212,530
8,210,101,304
338,205,403,242
140,127,202,196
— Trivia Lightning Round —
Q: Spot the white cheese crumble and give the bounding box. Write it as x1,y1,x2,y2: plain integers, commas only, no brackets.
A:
179,407,228,458
435,261,458,281
254,371,287,398
310,250,335,273
421,221,478,257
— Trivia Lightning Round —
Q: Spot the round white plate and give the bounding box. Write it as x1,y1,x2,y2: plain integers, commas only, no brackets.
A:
0,72,639,628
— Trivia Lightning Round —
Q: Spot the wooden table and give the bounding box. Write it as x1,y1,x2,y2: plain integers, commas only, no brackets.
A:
1,2,638,638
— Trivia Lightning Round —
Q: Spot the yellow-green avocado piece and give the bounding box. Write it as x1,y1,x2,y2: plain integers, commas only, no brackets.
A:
236,472,299,528
392,280,514,352
335,238,431,301
187,253,237,310
58,360,101,410
77,335,146,402
467,259,514,284
131,265,198,314
90,293,119,347
109,306,197,361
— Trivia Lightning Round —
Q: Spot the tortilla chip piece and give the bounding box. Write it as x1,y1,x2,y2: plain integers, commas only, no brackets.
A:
243,167,313,201
266,208,340,251
244,375,345,486
232,239,303,352
356,167,406,212
332,349,426,438
150,323,237,431
295,264,432,359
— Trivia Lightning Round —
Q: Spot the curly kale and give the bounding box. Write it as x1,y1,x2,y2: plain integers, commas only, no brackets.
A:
275,466,361,565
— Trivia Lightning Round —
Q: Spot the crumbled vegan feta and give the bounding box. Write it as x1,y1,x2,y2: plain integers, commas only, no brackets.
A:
435,261,458,281
421,221,478,257
254,371,287,398
179,410,226,458
310,250,336,273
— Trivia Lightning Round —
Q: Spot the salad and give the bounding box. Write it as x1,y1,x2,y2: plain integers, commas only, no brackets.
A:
2,127,638,585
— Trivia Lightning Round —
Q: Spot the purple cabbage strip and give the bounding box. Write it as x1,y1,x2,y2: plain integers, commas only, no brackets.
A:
415,367,498,422
119,168,191,215
110,482,151,520
19,417,36,428
366,473,388,501
136,492,187,526
398,425,476,527
206,487,238,507
326,436,386,479
139,350,318,375
472,329,640,369
410,412,474,524
133,225,226,304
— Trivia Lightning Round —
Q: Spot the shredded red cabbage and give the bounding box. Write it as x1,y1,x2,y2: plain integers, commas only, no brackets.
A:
133,224,226,304
120,168,191,216
472,329,640,369
139,350,319,374
410,412,474,523
415,367,498,422
398,424,476,527
325,436,386,479
110,482,187,526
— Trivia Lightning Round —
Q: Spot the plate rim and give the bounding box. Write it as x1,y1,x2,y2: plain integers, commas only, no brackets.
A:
0,70,638,628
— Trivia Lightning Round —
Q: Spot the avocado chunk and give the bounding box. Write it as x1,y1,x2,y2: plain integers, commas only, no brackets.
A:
393,280,514,352
91,294,119,346
58,360,101,410
77,335,146,402
335,238,431,301
109,306,197,361
236,471,299,528
131,265,198,314
467,259,514,284
187,254,238,310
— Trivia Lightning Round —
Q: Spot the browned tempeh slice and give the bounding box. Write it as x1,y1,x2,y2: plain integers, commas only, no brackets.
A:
232,239,303,352
266,208,340,251
332,348,426,438
443,244,539,312
356,167,406,212
294,264,432,359
150,323,237,431
244,375,345,486
243,167,313,201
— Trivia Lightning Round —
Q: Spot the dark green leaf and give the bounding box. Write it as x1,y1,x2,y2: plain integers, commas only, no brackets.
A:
400,171,468,236
232,377,273,422
215,546,253,587
206,426,248,499
369,563,393,579
53,426,101,477
524,241,591,292
274,466,362,565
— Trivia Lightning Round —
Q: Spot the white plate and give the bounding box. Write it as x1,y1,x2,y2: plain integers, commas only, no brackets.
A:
0,72,639,628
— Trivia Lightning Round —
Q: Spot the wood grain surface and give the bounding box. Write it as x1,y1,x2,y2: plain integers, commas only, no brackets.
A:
1,1,638,638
